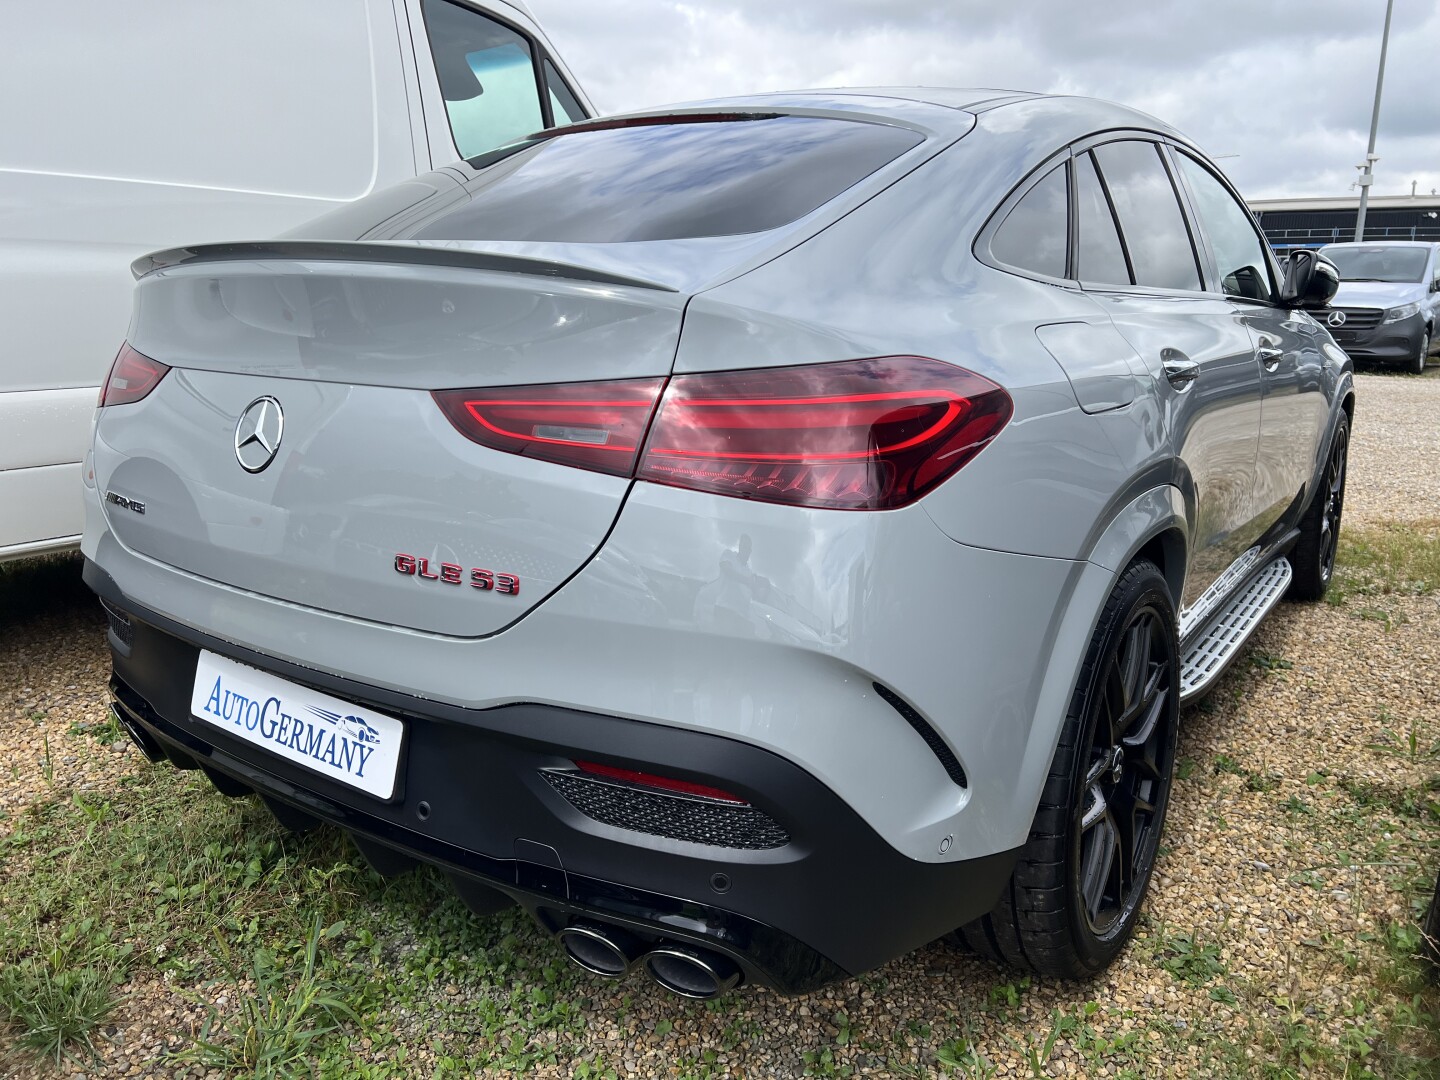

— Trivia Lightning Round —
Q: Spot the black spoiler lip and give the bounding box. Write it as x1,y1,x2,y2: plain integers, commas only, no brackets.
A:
130,241,678,293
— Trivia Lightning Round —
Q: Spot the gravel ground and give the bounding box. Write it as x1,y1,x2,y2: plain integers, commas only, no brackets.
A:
1345,365,1440,524
2,370,1437,1077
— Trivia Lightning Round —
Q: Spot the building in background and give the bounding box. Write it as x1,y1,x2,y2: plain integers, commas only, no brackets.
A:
1250,193,1440,255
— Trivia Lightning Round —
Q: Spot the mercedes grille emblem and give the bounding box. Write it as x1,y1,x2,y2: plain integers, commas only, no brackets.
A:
234,396,284,473
1327,310,1347,328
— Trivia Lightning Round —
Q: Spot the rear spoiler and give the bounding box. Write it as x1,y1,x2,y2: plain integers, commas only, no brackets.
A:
131,241,677,293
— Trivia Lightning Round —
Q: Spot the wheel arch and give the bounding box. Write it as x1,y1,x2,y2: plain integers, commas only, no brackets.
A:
998,485,1188,853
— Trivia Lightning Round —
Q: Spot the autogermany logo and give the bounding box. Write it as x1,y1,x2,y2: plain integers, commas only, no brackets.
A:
235,396,284,473
1326,310,1347,328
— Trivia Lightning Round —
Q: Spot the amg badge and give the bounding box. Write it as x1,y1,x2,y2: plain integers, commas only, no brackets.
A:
394,553,519,595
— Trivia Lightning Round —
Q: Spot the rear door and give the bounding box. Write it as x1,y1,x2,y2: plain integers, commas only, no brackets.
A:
1075,138,1265,613
404,0,592,168
1170,148,1329,534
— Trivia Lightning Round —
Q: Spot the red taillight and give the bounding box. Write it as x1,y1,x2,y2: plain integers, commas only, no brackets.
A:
431,357,1010,509
573,760,747,804
99,344,170,407
432,378,666,476
637,357,1011,510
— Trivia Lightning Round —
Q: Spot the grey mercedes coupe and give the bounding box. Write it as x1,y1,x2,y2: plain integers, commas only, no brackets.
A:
85,88,1348,998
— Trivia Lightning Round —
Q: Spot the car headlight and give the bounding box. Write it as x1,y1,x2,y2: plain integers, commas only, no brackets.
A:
1382,302,1421,323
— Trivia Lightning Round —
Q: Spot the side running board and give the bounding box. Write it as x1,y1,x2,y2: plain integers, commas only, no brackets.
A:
1179,557,1292,701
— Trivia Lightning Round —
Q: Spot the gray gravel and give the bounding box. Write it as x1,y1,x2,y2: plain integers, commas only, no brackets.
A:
1346,367,1440,525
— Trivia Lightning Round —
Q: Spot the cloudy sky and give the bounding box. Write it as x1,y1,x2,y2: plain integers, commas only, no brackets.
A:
529,0,1440,201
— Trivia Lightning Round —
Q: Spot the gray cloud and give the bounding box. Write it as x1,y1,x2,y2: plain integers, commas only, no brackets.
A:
530,0,1440,199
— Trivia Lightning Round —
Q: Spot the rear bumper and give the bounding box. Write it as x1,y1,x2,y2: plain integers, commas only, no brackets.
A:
89,559,1018,993
1331,312,1427,362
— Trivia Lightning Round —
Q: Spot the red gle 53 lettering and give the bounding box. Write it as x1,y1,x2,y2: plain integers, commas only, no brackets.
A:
394,553,519,595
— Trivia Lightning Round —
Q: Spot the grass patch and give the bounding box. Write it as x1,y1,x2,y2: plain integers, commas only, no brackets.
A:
0,955,126,1066
176,915,357,1077
1333,519,1440,600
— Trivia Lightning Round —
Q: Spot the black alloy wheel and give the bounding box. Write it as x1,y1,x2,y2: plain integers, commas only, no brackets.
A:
1316,422,1348,587
1288,413,1350,602
953,560,1179,977
1073,603,1176,939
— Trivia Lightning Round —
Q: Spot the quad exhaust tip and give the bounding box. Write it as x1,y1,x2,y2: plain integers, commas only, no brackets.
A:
642,944,741,999
558,923,743,998
558,923,640,978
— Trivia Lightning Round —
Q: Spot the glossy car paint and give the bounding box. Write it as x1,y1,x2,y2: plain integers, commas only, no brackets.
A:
0,0,592,562
85,91,1353,975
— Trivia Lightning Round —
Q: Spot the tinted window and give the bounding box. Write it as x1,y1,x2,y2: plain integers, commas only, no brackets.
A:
421,0,545,159
1074,152,1130,285
544,60,586,124
1093,141,1202,291
991,165,1068,278
1318,244,1430,283
1177,154,1275,302
413,116,924,243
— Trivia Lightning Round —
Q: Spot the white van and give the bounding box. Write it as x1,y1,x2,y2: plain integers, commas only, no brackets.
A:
0,0,592,561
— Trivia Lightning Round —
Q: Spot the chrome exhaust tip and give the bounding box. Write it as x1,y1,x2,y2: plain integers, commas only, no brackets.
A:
642,945,741,999
557,923,640,978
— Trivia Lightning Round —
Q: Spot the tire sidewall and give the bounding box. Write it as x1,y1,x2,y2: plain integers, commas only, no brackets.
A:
1066,564,1180,971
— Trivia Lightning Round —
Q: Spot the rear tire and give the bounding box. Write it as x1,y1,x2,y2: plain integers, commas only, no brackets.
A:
1287,413,1349,602
953,560,1179,978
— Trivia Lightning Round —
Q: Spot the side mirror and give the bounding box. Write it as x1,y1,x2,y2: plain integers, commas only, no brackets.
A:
1281,249,1340,309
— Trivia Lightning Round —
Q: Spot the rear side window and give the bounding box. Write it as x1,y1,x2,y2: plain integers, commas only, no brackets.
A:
1074,152,1131,285
990,165,1068,278
1092,141,1202,292
421,0,545,159
1175,153,1275,302
412,116,924,243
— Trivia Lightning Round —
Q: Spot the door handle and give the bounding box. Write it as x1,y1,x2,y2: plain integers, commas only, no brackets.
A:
1256,346,1284,371
1162,355,1200,390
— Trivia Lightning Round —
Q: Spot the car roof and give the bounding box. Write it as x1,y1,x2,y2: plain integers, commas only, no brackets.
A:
595,88,1187,147
1321,240,1437,249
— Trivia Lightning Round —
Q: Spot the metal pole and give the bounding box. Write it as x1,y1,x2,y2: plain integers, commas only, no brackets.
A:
1354,0,1395,241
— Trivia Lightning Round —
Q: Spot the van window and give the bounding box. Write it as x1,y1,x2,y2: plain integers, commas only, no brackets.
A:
544,60,586,125
420,0,546,159
0,0,375,199
1092,141,1203,292
990,165,1068,279
412,115,923,243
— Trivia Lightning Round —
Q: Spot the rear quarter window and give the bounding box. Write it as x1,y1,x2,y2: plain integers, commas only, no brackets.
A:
411,116,925,243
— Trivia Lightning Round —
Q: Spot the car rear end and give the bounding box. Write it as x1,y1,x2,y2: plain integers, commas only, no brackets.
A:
83,104,1069,994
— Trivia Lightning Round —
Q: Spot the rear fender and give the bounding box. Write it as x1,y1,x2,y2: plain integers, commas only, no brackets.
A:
1004,486,1186,849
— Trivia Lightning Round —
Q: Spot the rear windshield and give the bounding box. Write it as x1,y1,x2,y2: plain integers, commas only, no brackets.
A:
411,115,924,243
1320,245,1429,283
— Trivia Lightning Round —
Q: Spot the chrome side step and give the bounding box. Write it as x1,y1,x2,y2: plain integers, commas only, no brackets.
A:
1179,557,1292,701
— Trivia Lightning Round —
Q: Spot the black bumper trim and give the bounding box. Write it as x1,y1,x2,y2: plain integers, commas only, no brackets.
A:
86,558,1019,993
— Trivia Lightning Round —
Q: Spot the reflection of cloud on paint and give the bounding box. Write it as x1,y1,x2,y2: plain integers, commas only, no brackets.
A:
307,706,383,745
531,0,1440,199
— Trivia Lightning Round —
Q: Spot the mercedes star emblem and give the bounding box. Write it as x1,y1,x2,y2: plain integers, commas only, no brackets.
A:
234,396,284,473
1326,310,1347,328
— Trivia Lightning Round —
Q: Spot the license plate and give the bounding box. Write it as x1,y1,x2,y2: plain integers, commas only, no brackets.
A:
190,651,404,800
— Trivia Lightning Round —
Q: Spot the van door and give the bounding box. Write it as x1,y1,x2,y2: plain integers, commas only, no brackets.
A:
1074,140,1265,615
404,0,593,169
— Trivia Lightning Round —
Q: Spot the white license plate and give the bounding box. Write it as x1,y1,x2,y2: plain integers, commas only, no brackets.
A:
190,651,404,800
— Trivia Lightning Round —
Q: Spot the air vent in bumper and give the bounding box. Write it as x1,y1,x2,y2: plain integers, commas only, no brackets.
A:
543,771,790,850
